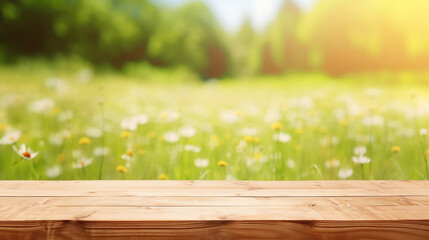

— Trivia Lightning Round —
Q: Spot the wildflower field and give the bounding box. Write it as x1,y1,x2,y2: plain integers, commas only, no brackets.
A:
1,67,429,181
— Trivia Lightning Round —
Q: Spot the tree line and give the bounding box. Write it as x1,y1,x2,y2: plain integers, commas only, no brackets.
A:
1,0,429,78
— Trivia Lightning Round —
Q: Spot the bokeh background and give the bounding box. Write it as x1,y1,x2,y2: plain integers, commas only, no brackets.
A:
1,0,429,181
2,0,429,78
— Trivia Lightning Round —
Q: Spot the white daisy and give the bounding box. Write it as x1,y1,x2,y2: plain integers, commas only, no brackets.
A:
352,155,371,164
236,140,247,153
72,157,93,169
120,118,138,131
0,130,21,145
264,109,281,123
29,98,54,113
220,110,239,124
46,165,61,178
86,127,103,138
420,128,427,136
45,77,68,94
76,69,93,83
362,115,384,127
58,110,73,122
287,159,296,169
72,149,82,158
338,168,353,179
121,154,133,161
179,126,196,138
48,132,64,146
194,158,209,168
325,159,340,168
160,110,180,122
163,131,180,143
13,144,38,160
93,147,110,157
273,132,291,143
184,144,201,153
241,127,258,136
132,114,149,125
354,146,367,155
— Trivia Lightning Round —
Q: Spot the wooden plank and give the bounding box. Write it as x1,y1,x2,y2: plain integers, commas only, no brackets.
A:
0,221,428,240
0,180,428,197
1,196,428,208
1,180,428,191
2,204,429,221
0,181,428,239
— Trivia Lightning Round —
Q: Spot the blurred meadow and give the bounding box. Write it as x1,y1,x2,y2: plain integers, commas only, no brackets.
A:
1,0,429,180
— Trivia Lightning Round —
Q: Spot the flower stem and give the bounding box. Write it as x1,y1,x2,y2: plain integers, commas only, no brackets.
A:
99,102,105,180
30,160,39,180
419,135,429,179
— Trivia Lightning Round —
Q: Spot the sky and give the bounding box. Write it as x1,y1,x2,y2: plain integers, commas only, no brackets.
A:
155,0,317,33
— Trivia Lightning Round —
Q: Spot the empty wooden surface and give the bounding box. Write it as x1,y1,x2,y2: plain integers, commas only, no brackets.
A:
0,180,428,239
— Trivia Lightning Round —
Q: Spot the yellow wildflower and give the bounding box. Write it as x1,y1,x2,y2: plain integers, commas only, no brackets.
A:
391,146,401,153
0,123,7,131
244,136,259,143
78,137,91,145
253,151,262,160
217,160,228,167
120,131,131,139
125,149,134,157
244,136,253,142
116,165,127,173
271,122,282,130
158,173,168,180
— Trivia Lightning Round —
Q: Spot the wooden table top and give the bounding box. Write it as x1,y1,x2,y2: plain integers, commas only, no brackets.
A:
0,180,428,239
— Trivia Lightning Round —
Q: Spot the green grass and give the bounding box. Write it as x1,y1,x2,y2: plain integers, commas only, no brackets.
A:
1,66,429,180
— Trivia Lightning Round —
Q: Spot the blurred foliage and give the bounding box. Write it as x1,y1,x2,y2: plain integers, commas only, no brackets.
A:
229,19,260,77
0,0,157,65
122,61,200,83
147,2,229,76
260,1,309,74
0,0,228,78
298,0,429,75
2,0,429,79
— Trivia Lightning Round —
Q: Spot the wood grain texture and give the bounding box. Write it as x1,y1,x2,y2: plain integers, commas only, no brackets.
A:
0,180,428,239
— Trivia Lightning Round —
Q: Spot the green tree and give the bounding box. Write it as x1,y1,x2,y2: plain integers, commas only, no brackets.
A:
147,1,229,78
229,18,262,77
